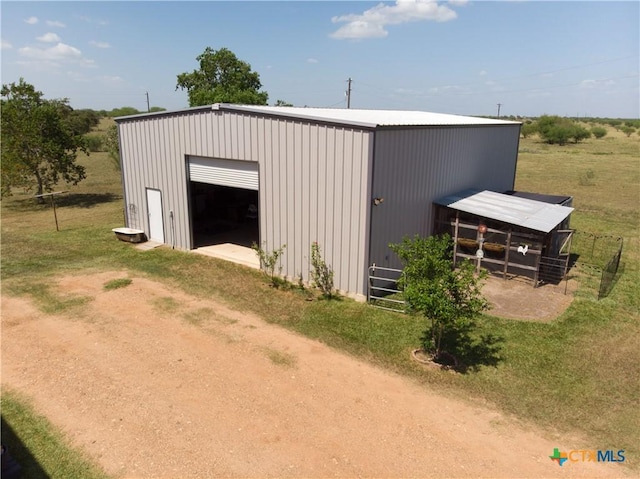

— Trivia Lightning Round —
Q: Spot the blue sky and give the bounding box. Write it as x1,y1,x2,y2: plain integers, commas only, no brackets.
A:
1,1,638,118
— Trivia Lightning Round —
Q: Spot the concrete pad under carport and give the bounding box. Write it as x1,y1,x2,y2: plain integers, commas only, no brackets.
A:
191,243,260,270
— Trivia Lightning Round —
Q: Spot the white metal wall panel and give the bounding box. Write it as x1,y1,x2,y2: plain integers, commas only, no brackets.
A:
117,109,373,298
188,156,259,190
369,125,521,270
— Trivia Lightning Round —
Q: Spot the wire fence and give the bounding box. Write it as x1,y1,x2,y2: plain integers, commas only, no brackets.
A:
570,232,623,300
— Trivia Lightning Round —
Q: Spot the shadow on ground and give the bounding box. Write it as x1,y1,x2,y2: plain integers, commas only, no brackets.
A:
421,324,504,374
1,416,47,479
4,193,121,212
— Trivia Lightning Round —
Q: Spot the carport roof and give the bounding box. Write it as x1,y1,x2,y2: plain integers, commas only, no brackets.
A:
435,190,574,233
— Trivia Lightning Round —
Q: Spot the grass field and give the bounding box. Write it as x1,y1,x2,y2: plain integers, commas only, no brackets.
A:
1,122,638,476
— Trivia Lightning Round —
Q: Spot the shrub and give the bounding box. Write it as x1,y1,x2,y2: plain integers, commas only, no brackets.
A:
579,169,596,186
521,123,537,138
310,242,334,298
252,242,287,288
84,133,104,152
621,126,636,137
591,126,607,139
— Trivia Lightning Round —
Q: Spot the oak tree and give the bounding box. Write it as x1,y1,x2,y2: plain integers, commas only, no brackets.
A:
176,47,268,107
1,79,87,199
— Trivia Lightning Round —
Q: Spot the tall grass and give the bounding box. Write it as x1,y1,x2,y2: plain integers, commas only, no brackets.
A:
1,126,638,468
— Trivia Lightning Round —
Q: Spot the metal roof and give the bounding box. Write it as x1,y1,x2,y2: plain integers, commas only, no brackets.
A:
435,190,574,233
217,104,520,128
115,103,520,127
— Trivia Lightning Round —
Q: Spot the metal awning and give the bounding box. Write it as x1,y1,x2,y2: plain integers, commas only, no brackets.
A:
435,189,574,233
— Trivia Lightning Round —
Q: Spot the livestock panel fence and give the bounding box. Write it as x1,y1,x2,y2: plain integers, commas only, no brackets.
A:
570,231,624,300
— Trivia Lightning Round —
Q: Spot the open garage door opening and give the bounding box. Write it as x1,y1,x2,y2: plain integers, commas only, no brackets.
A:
190,182,259,248
187,156,260,253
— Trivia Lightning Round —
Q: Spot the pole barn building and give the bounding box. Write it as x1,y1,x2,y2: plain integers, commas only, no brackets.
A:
115,104,521,300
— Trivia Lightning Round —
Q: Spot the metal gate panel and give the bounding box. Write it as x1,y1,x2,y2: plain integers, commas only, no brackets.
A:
188,156,259,191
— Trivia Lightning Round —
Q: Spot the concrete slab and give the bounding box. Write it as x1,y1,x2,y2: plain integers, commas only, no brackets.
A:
192,243,260,270
135,241,163,251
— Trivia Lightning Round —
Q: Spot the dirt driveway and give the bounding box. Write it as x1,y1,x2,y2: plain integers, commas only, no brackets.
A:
0,272,626,478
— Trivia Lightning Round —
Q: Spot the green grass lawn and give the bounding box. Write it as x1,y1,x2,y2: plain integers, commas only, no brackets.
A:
2,125,638,475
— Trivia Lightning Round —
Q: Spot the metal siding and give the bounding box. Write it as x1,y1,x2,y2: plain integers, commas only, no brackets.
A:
118,109,373,297
370,125,520,270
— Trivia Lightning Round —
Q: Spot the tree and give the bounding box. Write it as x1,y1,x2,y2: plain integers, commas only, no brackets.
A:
520,122,537,138
390,234,489,365
1,79,87,199
621,126,636,137
105,124,121,171
591,126,607,139
176,47,268,107
536,115,591,145
108,106,141,117
275,99,293,107
67,108,101,135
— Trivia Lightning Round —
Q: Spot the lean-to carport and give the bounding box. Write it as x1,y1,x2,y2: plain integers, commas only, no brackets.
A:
434,190,575,286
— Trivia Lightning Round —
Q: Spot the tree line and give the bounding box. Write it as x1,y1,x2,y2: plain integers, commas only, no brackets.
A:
2,45,638,200
520,115,639,145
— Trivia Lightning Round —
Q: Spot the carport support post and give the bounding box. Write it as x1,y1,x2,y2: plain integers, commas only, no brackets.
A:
504,231,512,280
533,253,541,288
453,211,460,268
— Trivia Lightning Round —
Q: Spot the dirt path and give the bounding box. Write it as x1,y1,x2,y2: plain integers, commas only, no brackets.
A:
0,272,627,478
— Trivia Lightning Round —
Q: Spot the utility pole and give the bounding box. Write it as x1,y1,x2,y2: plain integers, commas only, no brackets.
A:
146,92,150,113
346,78,352,109
496,103,502,118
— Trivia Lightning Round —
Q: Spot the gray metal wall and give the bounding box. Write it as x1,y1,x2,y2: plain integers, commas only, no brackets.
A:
369,125,521,269
118,109,373,298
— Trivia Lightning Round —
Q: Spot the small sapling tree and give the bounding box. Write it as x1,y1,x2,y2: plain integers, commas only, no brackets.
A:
390,234,489,365
310,242,334,298
252,242,286,288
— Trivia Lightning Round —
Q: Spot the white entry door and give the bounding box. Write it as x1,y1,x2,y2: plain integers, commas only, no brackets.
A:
146,188,165,243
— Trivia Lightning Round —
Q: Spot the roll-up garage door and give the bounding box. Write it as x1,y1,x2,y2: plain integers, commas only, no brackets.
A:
188,156,259,191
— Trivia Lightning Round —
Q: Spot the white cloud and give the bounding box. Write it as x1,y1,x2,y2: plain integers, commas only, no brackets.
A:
1,39,12,50
66,71,89,82
579,79,598,89
428,85,469,94
18,42,95,68
76,15,108,26
100,75,124,84
90,40,111,49
579,79,615,90
479,70,487,76
307,58,319,64
37,33,62,43
46,20,66,28
330,0,459,40
25,16,39,25
395,87,423,95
